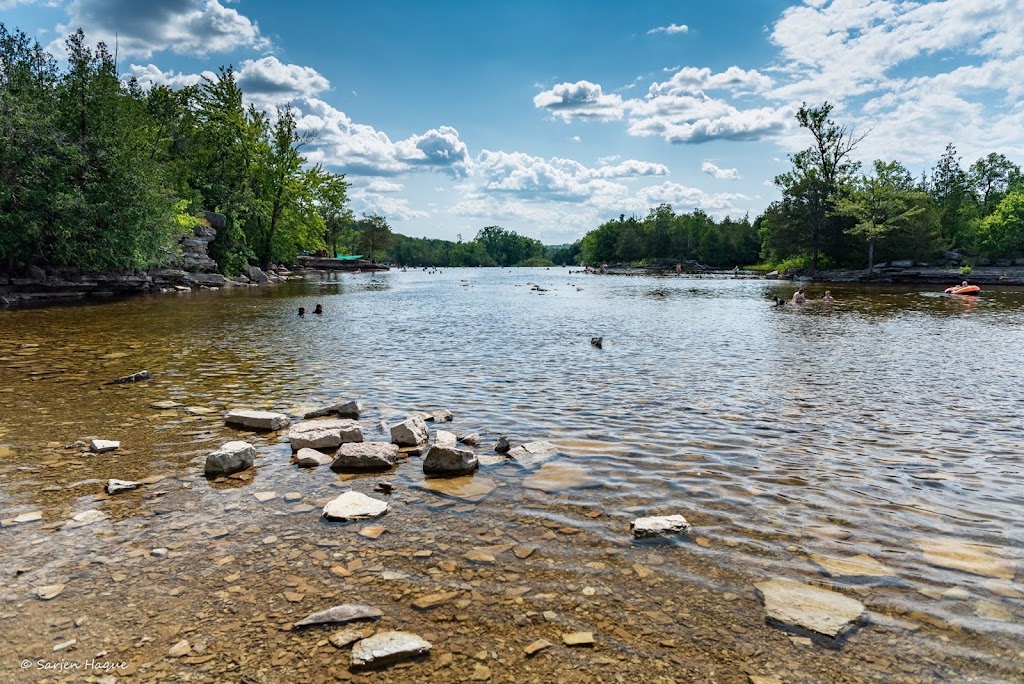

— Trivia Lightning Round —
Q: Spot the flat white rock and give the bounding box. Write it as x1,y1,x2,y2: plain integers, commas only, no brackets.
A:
917,538,1015,580
289,419,363,450
294,603,382,627
89,439,120,453
351,630,431,669
755,578,866,638
105,479,142,495
225,409,290,431
323,491,390,521
631,514,692,539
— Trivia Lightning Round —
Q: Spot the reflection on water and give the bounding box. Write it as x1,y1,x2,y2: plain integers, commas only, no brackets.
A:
1,269,1023,681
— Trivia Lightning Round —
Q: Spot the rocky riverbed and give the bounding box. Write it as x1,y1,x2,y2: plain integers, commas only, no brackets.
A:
1,392,1020,683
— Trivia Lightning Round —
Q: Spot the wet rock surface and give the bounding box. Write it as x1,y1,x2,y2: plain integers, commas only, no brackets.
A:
288,418,363,450
322,491,390,521
203,441,255,477
224,409,290,431
351,630,432,669
755,578,867,639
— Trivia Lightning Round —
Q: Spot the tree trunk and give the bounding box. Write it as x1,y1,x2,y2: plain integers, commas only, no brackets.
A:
866,238,875,277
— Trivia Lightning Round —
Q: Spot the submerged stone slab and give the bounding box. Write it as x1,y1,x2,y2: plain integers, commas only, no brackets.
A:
523,462,600,493
917,538,1015,580
506,441,559,468
415,475,496,503
631,514,692,539
755,578,866,639
304,400,363,420
289,419,363,450
810,553,896,579
225,409,290,431
422,444,478,476
390,416,429,447
323,491,390,521
204,441,256,477
351,630,431,669
331,442,399,472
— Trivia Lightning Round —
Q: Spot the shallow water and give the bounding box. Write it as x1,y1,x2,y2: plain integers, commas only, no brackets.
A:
1,268,1022,683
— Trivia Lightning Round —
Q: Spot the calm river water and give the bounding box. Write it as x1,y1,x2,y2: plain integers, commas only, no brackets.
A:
1,268,1022,683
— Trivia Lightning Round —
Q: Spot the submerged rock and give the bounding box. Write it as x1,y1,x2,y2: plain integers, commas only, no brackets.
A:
323,491,390,521
917,537,1015,580
204,441,256,477
457,432,482,446
523,461,601,493
810,553,896,579
331,443,399,472
755,577,866,639
293,603,382,627
390,416,429,447
494,434,511,454
106,370,151,385
288,419,363,450
304,400,363,420
631,514,692,539
423,444,478,476
224,409,290,431
351,630,431,669
415,475,496,503
506,440,558,468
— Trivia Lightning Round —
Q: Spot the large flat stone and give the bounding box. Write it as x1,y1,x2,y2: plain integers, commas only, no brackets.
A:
631,514,691,539
331,442,398,472
323,491,390,522
304,400,363,420
293,603,382,627
810,553,896,579
351,630,431,669
755,578,866,639
225,409,290,431
289,419,363,450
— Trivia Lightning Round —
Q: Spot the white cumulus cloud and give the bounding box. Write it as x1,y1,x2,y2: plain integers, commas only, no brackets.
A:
702,161,741,180
533,80,625,121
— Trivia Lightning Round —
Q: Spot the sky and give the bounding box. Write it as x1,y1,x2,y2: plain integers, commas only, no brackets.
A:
2,0,1022,245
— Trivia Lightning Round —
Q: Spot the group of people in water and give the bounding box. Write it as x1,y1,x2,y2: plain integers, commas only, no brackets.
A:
298,304,323,316
772,288,834,307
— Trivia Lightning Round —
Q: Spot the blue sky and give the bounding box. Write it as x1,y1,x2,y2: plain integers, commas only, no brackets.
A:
2,1,1022,244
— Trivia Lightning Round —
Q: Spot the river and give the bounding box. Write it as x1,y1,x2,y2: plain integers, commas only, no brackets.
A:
1,268,1021,683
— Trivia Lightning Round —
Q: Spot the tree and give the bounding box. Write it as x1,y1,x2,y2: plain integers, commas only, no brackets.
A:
356,213,394,260
929,143,976,252
773,102,864,271
835,160,930,276
316,172,352,257
969,153,1021,216
978,191,1024,258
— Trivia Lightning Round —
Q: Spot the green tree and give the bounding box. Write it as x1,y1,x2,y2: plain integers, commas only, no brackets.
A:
356,213,394,261
317,172,353,257
772,102,863,271
929,143,977,252
969,153,1021,216
835,160,930,275
978,191,1024,258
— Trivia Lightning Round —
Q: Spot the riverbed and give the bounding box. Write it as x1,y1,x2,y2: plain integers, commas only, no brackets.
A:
1,268,1022,683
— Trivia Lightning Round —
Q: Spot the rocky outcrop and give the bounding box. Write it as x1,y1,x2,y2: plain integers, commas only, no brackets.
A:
175,218,218,273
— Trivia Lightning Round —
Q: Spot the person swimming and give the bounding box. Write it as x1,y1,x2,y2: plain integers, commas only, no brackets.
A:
792,288,806,304
314,304,323,315
822,291,834,303
298,307,305,316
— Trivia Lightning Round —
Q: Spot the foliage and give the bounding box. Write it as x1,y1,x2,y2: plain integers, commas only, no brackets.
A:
960,265,972,276
515,257,555,267
977,191,1024,258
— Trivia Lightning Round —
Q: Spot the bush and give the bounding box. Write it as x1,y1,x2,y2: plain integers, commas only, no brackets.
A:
514,257,555,267
960,265,972,276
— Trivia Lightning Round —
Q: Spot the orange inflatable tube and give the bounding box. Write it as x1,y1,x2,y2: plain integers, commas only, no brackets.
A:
944,285,981,295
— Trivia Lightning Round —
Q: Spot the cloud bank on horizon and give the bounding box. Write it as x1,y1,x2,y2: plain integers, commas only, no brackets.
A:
6,0,1022,244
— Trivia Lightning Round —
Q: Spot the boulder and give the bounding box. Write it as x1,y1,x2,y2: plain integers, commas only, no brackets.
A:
295,448,334,468
247,266,271,285
506,440,558,468
203,211,227,230
755,578,866,639
432,409,454,422
322,491,390,521
494,434,512,454
390,416,429,447
351,631,432,669
204,441,256,477
331,443,399,472
631,514,691,539
225,409,290,431
289,419,363,450
303,400,363,420
423,444,478,476
89,439,120,453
